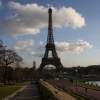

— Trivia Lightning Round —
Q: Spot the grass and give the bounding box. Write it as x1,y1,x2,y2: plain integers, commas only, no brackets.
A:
65,89,91,100
74,81,100,89
0,82,30,100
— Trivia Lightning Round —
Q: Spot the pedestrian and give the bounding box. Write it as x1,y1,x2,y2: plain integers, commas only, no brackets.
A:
85,87,87,92
63,87,65,91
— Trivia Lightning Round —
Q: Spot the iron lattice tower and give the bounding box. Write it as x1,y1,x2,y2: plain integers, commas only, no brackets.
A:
38,7,63,72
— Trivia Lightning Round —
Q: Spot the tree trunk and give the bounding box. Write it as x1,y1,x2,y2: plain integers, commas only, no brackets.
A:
4,65,7,84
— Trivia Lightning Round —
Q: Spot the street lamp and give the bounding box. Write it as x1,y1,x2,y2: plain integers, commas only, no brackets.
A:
75,70,78,92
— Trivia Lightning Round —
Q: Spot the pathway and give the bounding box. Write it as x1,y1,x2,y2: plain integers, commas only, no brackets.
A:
7,84,41,100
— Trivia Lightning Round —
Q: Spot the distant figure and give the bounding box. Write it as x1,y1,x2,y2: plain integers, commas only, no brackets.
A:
85,87,87,92
63,87,65,91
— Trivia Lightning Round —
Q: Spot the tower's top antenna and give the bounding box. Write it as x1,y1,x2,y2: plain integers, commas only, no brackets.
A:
48,3,52,9
49,4,51,8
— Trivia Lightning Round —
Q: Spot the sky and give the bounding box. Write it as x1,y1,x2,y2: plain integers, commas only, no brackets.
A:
0,0,100,68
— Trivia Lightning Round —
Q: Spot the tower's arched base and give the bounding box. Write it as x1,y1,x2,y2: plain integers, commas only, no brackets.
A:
38,57,63,72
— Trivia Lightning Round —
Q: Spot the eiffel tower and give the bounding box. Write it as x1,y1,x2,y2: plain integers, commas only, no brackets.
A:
38,7,63,72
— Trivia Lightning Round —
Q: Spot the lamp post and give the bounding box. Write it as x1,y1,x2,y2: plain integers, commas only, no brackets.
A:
75,70,78,92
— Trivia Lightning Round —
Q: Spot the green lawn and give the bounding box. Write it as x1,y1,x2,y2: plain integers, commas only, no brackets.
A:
65,90,90,100
74,81,100,89
0,82,30,100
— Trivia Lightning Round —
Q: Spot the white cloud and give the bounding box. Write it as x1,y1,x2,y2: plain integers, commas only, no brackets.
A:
21,59,32,68
14,39,34,51
0,1,2,8
52,7,85,28
55,39,93,55
29,39,93,58
29,44,45,58
29,51,44,58
39,41,44,45
0,1,85,37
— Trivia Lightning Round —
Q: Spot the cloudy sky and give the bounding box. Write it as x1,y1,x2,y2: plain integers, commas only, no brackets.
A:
0,0,100,68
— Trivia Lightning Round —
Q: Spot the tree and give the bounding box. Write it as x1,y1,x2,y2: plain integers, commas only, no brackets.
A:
23,67,30,79
13,67,25,82
7,66,13,81
2,49,23,84
0,66,5,79
0,40,23,83
0,40,6,66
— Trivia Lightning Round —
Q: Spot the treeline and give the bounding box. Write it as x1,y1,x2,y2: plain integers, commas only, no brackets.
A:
63,65,100,75
0,66,41,82
0,40,43,84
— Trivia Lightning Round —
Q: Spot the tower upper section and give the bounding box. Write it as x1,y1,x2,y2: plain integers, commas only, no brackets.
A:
47,8,54,44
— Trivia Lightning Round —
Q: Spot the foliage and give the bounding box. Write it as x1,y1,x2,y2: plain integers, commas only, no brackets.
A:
12,67,25,81
0,40,6,65
0,39,23,83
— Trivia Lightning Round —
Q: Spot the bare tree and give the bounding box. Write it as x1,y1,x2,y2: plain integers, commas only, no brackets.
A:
0,40,6,66
0,40,23,84
2,49,23,84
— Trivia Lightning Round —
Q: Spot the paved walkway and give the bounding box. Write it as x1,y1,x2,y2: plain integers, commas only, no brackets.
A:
55,81,100,100
41,81,76,100
8,84,41,100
